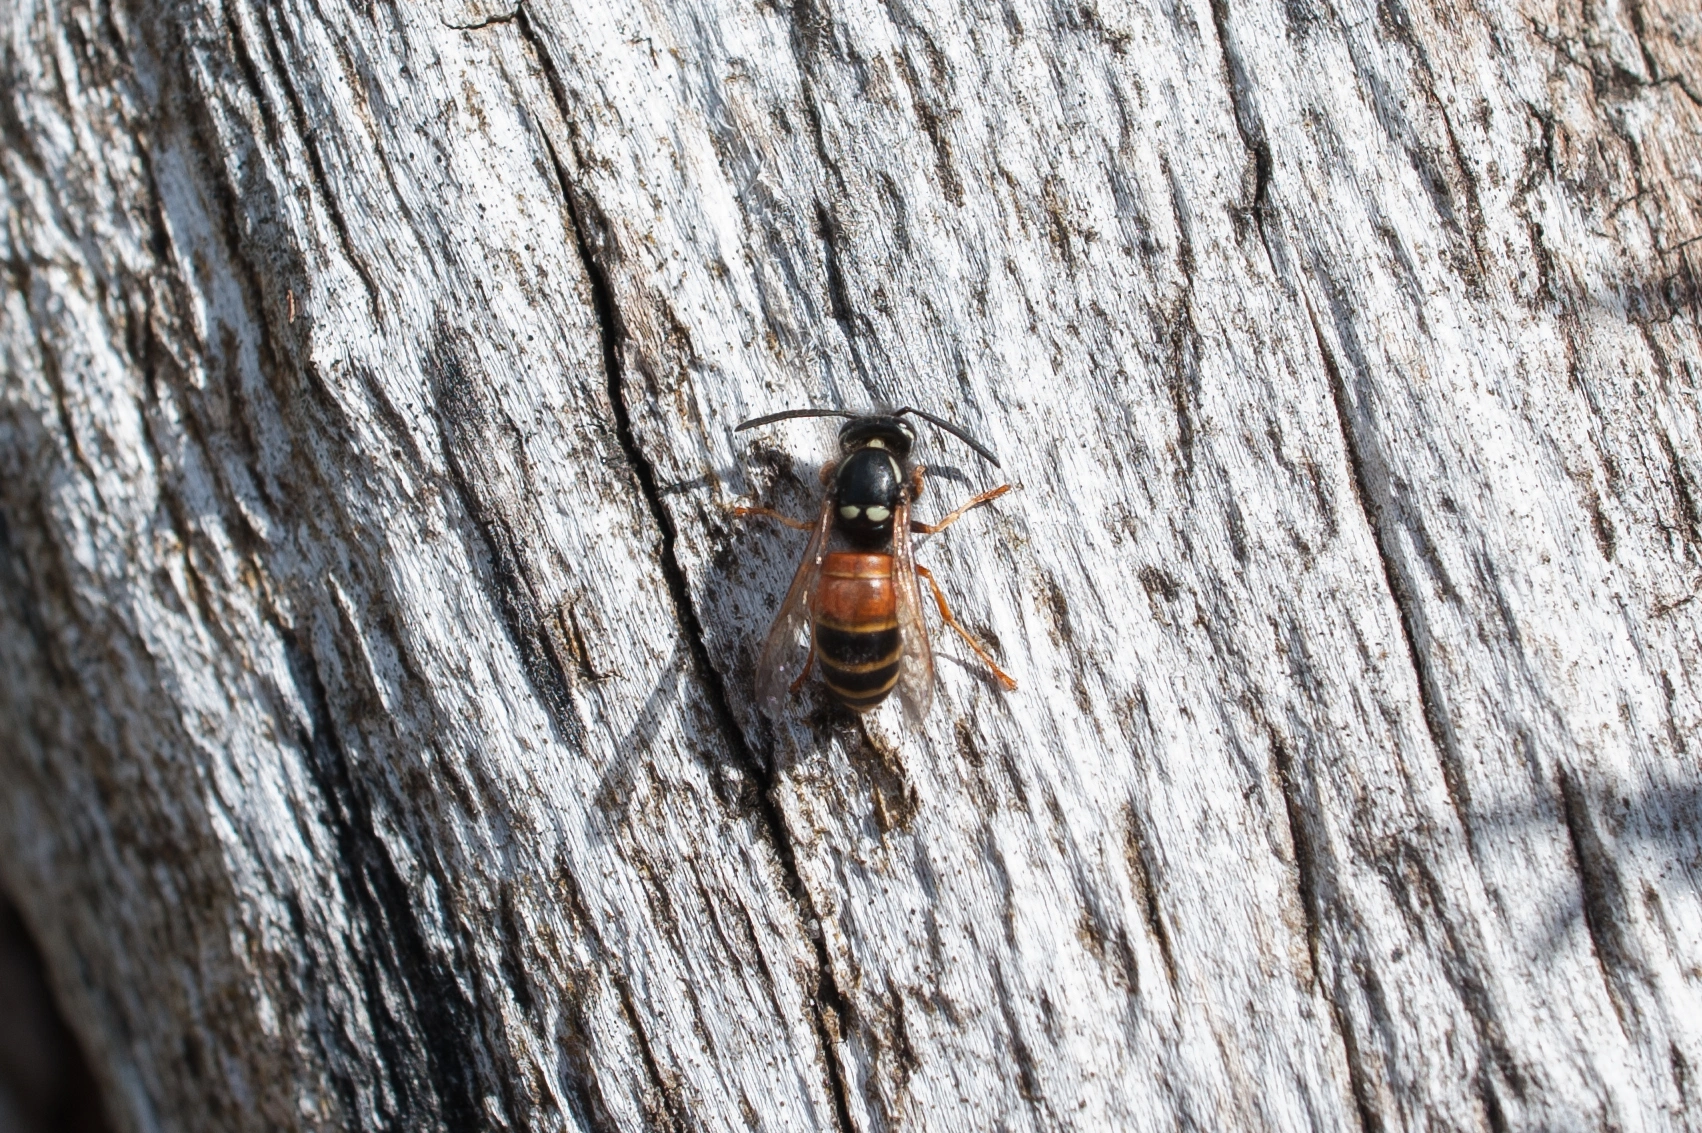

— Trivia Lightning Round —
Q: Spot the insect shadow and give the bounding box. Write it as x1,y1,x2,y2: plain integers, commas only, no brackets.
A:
592,639,688,826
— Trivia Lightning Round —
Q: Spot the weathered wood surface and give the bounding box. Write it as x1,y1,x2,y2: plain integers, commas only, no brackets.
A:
1,0,1699,1127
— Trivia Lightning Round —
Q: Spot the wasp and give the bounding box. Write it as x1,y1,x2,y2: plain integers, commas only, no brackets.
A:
732,406,1017,723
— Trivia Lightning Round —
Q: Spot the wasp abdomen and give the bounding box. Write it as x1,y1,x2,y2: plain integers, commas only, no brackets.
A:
812,552,902,710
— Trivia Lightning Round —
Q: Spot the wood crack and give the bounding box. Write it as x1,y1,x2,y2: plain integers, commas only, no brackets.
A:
516,12,857,1130
1383,843,1528,1107
613,975,698,1131
1557,768,1645,1034
1303,296,1472,830
425,322,585,742
1206,0,1277,276
814,200,857,335
779,1,874,379
442,8,520,31
777,0,852,200
1626,0,1702,108
1121,805,1177,986
10,259,107,503
276,623,496,1133
247,6,384,323
1268,730,1383,1133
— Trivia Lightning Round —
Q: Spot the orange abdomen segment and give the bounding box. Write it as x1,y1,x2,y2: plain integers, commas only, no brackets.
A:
811,553,902,710
813,553,896,627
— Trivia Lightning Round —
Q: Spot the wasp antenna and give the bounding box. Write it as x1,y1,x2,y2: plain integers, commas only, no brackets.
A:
734,407,861,432
895,407,1002,467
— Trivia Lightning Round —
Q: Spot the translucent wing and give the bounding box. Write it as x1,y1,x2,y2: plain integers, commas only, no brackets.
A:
754,498,835,717
891,499,935,725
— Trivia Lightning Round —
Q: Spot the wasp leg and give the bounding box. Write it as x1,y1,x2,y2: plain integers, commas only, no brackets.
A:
789,635,817,696
908,463,927,500
911,484,1013,535
729,505,815,530
818,458,839,486
914,564,1018,690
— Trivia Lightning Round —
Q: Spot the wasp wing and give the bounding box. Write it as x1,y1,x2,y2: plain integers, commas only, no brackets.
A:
754,498,835,717
891,499,935,726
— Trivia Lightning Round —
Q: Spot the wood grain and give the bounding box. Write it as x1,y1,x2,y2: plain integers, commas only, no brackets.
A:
0,0,1697,1128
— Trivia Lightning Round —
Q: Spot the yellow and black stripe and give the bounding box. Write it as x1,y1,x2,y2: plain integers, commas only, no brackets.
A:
817,621,902,709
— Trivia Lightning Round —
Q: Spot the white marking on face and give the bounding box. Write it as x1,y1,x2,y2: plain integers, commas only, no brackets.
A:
840,505,862,519
864,505,892,523
866,438,886,449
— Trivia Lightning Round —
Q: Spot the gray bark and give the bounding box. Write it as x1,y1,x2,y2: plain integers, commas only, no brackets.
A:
1,0,1699,1128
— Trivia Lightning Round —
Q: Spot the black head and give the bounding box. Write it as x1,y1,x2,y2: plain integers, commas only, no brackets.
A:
836,415,915,460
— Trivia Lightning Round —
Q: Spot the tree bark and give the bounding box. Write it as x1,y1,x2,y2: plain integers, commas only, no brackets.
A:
1,0,1699,1128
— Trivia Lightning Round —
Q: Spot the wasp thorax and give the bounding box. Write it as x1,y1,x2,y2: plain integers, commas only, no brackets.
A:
835,447,903,547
